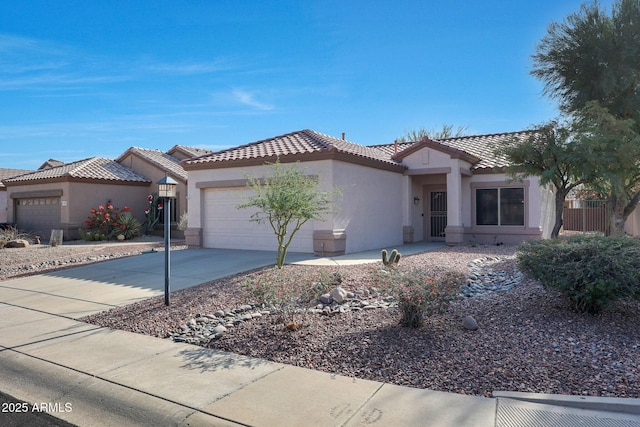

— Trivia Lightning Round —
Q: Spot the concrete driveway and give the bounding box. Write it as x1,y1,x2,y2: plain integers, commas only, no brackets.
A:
0,248,315,319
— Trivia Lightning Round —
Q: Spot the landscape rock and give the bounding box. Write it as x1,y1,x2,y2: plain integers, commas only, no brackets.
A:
319,293,333,305
463,315,479,331
5,239,30,248
330,286,348,303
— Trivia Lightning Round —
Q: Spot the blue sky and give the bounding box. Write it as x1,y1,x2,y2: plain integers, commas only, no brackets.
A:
0,0,614,170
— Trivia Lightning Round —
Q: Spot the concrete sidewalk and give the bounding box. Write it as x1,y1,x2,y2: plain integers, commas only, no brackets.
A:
1,244,639,426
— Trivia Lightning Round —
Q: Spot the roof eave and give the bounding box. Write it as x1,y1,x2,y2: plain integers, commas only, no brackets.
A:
183,151,406,173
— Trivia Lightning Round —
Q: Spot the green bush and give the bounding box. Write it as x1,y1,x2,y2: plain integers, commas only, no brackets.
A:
517,236,640,314
81,204,141,241
376,267,464,328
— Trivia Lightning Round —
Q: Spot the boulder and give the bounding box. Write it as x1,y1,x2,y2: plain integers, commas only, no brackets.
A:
330,287,348,304
463,315,479,331
319,293,333,305
5,239,29,248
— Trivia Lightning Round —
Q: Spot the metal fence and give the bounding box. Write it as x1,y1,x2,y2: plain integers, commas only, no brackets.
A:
562,199,609,233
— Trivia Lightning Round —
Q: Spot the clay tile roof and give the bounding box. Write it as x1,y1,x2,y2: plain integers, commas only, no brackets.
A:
368,141,416,158
5,157,151,184
117,147,188,181
433,131,535,169
375,131,535,170
183,129,401,168
0,168,33,188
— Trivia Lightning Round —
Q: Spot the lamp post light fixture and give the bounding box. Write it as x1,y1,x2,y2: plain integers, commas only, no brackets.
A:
157,176,178,306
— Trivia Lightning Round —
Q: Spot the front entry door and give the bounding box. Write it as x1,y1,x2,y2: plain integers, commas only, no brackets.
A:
426,190,447,241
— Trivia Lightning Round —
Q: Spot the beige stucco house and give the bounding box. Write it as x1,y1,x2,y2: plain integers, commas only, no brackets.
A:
4,145,211,240
4,158,151,240
182,129,554,255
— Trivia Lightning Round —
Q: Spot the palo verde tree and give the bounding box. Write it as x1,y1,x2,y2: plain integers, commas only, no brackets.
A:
532,0,640,235
237,161,339,268
396,124,468,143
494,120,588,238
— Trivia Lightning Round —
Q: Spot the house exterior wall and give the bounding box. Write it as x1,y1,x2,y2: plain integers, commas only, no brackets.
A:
7,181,149,240
65,182,150,239
117,153,188,219
187,159,404,254
186,161,335,252
332,160,404,253
0,190,7,223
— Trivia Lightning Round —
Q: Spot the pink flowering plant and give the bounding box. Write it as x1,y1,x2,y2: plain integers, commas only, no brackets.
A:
376,267,464,328
79,203,141,241
241,266,342,329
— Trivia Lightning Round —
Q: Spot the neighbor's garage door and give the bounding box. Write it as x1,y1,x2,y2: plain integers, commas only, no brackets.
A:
203,188,313,252
15,197,62,238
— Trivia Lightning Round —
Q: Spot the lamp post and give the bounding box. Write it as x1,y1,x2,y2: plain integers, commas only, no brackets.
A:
157,176,177,306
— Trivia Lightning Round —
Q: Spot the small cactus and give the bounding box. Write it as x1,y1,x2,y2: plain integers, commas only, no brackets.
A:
382,248,401,266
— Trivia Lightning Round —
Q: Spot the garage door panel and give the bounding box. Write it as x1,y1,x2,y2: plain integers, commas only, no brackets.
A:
203,188,313,252
15,197,62,238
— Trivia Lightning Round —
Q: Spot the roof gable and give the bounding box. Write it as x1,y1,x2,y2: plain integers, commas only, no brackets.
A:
38,159,64,170
391,138,481,165
116,147,188,181
5,157,151,184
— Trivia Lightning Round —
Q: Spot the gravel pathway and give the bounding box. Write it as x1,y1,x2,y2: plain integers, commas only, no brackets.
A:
2,242,638,398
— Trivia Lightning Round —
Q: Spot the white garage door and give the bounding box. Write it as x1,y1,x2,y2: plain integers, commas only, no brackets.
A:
203,188,314,252
15,197,62,238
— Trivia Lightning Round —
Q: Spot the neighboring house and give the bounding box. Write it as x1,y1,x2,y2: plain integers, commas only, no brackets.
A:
4,158,151,240
0,168,33,224
4,145,213,240
182,129,554,255
38,159,64,170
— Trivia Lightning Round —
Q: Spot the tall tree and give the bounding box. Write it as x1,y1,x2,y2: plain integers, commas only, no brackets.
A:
396,124,468,143
573,102,640,235
494,121,587,238
531,0,640,235
237,161,339,268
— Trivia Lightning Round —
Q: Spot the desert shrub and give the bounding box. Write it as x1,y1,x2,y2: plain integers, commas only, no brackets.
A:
241,267,342,328
0,225,31,248
116,211,142,239
82,204,141,241
517,236,640,314
177,212,188,231
375,267,464,328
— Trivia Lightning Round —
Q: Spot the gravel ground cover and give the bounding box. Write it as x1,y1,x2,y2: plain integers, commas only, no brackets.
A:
3,242,638,398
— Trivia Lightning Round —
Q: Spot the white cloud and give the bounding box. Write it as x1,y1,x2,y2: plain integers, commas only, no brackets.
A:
144,58,238,75
230,89,274,111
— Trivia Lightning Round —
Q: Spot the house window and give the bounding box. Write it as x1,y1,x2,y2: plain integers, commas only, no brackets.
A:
476,187,524,226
